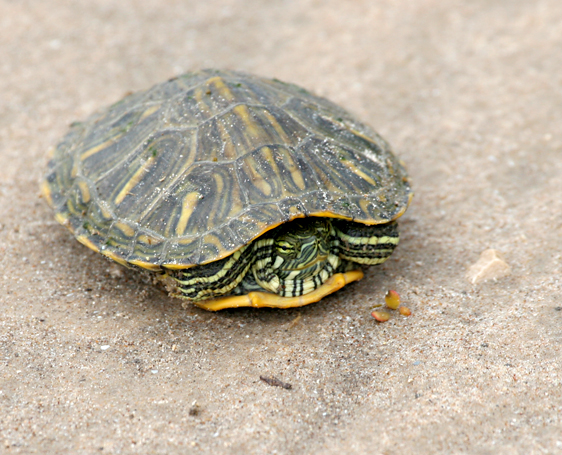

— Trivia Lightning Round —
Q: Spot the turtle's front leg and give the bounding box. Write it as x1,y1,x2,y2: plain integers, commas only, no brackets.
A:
169,243,255,302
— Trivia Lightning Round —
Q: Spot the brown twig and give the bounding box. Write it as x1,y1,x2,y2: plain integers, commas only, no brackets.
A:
260,376,292,390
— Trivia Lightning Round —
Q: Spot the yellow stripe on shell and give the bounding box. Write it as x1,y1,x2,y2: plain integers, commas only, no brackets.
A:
245,148,273,196
261,109,292,145
99,204,113,220
192,269,364,311
139,105,160,121
341,160,378,187
207,76,235,102
285,158,306,191
114,221,136,238
80,138,117,161
114,155,155,205
54,212,70,227
233,105,261,138
200,232,231,257
77,181,91,204
175,191,200,236
136,234,162,246
357,199,373,220
260,146,281,185
217,118,237,160
193,86,213,117
71,161,79,179
162,236,201,270
346,127,383,147
41,180,54,207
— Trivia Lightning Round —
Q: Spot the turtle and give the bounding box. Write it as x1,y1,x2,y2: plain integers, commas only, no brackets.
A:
42,69,412,311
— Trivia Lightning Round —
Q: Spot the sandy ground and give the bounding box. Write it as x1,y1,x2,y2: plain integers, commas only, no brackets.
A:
1,0,562,453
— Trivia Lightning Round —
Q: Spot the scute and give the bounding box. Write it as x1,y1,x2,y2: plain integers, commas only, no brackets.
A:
43,69,412,270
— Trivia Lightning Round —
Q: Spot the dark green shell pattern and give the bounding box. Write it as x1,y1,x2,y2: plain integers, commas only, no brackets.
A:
43,69,412,270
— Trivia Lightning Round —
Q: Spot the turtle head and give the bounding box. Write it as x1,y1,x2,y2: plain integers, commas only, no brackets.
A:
253,218,341,296
273,218,331,270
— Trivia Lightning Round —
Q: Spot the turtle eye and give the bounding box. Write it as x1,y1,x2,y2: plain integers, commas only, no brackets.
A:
275,240,297,257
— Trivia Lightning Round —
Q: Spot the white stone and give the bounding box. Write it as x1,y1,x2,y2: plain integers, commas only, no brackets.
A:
466,249,511,284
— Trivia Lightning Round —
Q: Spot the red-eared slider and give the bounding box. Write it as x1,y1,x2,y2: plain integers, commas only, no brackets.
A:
42,69,412,311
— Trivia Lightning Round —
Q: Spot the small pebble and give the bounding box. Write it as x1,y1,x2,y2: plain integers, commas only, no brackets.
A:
399,306,411,316
189,401,201,416
371,310,390,322
100,345,110,350
109,264,125,279
385,290,400,309
466,249,511,284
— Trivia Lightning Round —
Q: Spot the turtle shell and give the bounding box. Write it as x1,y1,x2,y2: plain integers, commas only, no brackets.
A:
42,69,412,271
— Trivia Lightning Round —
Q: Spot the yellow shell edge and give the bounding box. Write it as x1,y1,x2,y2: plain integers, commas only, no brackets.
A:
128,259,162,272
41,180,54,208
100,249,128,267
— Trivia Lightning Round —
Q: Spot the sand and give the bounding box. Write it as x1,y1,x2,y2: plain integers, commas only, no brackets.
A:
1,0,561,453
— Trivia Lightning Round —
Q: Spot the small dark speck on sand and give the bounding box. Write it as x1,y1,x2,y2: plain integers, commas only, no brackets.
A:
260,375,292,390
189,403,201,416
